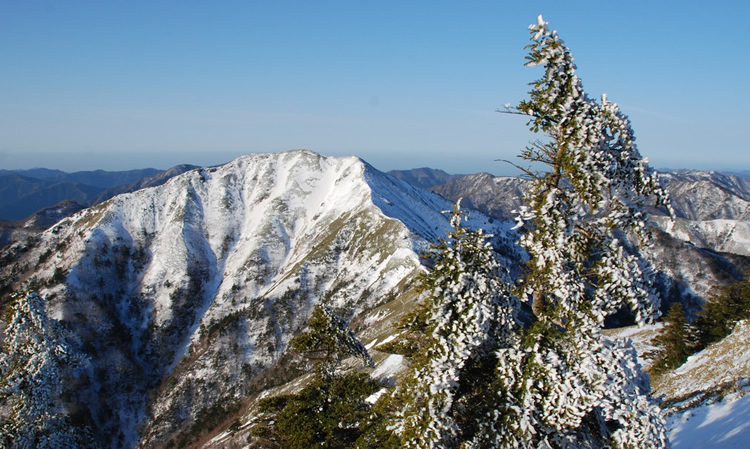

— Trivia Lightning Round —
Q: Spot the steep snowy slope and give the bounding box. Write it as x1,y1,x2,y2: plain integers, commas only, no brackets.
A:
430,172,525,220
0,150,515,449
659,170,750,222
654,320,750,407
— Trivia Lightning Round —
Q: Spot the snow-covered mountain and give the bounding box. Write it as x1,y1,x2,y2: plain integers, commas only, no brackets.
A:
0,151,517,448
429,169,750,248
430,172,525,220
3,155,750,448
653,170,750,257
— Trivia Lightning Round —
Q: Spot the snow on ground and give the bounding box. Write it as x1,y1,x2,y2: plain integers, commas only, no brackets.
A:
370,354,405,383
669,391,750,449
604,323,662,369
608,321,750,447
365,388,389,405
652,215,750,257
652,320,750,448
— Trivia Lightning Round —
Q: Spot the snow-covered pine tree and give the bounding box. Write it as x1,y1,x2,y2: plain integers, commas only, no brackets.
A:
248,304,378,449
393,202,521,448
290,303,374,377
650,303,693,374
499,15,673,448
0,292,93,449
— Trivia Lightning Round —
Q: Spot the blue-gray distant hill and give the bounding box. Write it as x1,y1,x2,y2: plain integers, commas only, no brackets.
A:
386,167,460,189
1,167,162,189
0,165,197,221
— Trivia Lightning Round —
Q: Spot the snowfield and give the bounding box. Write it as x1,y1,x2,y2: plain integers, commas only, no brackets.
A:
669,392,750,449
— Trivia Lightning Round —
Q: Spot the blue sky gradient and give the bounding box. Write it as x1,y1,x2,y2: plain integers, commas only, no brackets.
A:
1,1,747,175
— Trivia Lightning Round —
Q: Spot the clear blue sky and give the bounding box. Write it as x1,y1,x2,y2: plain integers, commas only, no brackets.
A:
1,1,747,175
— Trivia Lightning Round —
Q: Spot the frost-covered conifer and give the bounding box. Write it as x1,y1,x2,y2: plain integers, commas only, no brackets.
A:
651,303,693,373
0,292,93,449
291,303,374,377
394,202,521,448
248,304,376,449
497,15,672,448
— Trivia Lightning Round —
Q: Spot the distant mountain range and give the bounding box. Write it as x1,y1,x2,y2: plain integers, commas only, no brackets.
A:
0,165,197,248
0,165,197,221
0,167,163,189
424,168,750,256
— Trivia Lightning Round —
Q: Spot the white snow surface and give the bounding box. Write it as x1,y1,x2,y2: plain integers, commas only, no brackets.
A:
56,150,472,341
608,320,750,448
370,354,405,381
605,323,663,369
651,320,750,448
669,392,750,449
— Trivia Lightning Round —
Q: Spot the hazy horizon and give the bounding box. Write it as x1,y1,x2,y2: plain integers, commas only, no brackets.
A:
2,149,748,178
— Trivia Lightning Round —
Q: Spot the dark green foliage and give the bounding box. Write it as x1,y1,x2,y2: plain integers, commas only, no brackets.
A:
248,304,379,449
351,396,403,449
649,274,750,376
252,374,382,449
51,266,66,283
695,273,750,347
651,303,694,373
376,303,430,361
275,373,380,449
290,304,373,376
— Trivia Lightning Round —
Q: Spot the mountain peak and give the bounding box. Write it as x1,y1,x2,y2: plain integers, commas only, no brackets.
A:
1,150,511,447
